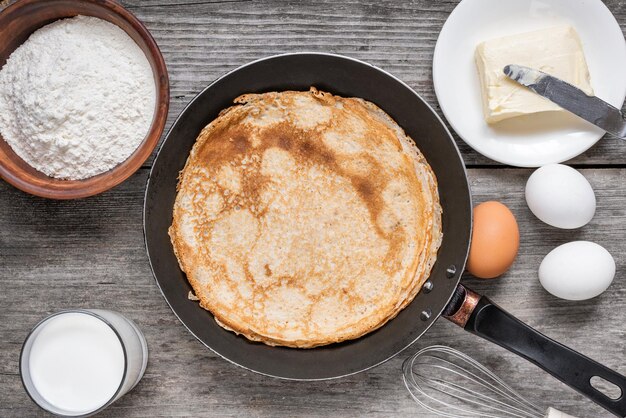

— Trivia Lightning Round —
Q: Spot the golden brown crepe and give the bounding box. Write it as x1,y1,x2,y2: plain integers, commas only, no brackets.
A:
169,88,442,348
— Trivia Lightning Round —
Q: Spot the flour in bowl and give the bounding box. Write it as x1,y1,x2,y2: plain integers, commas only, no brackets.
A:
0,16,156,180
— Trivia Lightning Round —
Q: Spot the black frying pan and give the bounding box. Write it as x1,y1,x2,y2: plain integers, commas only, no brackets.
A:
144,53,626,416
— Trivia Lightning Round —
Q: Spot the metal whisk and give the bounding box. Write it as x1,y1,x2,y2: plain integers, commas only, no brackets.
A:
402,345,576,418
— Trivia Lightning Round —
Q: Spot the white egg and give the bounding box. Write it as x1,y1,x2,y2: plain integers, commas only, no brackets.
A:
525,164,596,229
539,241,615,301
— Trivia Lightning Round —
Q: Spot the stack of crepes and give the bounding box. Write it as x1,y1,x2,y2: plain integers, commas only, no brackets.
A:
169,88,442,348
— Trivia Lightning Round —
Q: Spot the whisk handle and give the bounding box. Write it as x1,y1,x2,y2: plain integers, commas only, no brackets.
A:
464,294,626,417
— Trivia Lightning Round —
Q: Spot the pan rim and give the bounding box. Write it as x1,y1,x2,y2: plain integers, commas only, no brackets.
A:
143,52,472,380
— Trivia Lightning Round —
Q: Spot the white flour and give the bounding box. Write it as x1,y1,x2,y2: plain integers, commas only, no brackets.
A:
0,16,156,180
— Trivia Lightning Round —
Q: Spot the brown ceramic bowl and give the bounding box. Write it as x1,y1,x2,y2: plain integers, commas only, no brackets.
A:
0,0,169,199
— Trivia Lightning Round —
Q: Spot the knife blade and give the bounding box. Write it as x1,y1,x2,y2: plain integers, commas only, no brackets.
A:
503,64,626,139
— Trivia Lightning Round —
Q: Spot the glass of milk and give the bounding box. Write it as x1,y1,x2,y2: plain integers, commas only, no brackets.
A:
20,309,148,416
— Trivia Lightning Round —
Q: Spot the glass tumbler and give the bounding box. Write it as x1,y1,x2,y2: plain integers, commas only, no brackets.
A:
20,309,148,417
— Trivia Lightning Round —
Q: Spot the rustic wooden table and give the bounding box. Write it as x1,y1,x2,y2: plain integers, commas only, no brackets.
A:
1,1,625,416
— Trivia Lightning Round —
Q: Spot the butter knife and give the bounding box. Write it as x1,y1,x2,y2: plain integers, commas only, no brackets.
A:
503,64,626,139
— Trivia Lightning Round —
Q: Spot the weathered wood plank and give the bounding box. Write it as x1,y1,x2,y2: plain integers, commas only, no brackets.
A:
1,167,624,417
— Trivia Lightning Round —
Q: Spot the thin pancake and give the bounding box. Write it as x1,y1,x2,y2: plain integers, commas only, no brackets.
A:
169,88,442,348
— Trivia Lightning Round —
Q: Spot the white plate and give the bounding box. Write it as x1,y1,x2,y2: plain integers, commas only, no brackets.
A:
433,0,626,167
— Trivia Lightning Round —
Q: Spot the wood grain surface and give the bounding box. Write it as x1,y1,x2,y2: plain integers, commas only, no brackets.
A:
1,0,625,417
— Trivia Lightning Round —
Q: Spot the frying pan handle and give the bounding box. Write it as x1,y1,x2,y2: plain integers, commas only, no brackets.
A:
443,284,626,417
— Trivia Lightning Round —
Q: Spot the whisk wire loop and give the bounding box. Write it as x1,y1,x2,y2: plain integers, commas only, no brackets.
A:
415,372,539,417
413,355,541,414
402,345,545,418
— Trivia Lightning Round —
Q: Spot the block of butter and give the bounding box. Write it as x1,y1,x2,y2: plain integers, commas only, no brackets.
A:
475,25,593,124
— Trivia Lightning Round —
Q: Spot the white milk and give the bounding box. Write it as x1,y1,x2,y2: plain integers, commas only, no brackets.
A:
28,312,125,414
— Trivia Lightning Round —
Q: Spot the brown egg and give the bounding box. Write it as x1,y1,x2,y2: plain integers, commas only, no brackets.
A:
467,201,519,279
